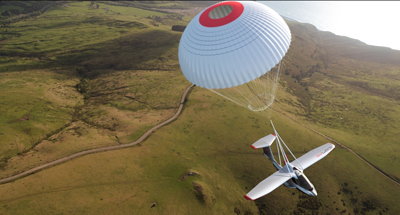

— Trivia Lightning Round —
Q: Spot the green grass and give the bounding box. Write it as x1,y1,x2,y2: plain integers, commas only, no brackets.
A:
48,2,167,17
0,67,190,179
0,2,186,73
0,70,82,161
0,5,24,13
0,1,186,168
0,3,399,215
0,87,398,214
0,1,191,179
1,15,148,58
0,2,173,59
99,4,167,17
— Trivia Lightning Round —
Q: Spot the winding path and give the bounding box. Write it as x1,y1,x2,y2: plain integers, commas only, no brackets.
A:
2,84,398,187
0,84,194,185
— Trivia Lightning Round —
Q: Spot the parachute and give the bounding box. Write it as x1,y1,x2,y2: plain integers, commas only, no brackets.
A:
178,1,291,112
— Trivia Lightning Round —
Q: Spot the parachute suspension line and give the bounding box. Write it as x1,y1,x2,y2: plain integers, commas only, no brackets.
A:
265,61,282,119
249,79,265,110
272,61,282,99
210,64,280,113
209,89,246,108
222,86,248,106
233,86,251,103
261,62,281,119
270,120,305,171
238,84,254,105
277,135,283,162
277,139,288,168
265,72,273,118
277,133,304,171
271,120,281,166
251,78,261,108
246,83,269,107
275,132,282,166
264,72,271,118
229,84,248,105
278,134,291,174
271,120,292,175
255,75,265,101
236,83,257,108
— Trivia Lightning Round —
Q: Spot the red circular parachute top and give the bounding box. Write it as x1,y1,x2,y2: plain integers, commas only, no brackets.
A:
199,1,244,28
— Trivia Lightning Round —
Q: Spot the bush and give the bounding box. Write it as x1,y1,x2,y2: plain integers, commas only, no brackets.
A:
171,25,186,32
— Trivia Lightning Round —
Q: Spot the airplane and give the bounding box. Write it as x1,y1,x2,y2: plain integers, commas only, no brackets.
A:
244,130,335,201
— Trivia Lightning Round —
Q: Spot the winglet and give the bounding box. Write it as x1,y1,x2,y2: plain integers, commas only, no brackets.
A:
250,145,257,150
244,195,253,201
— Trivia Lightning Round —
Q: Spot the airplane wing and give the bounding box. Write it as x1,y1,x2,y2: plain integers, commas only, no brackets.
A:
244,168,291,201
291,143,335,170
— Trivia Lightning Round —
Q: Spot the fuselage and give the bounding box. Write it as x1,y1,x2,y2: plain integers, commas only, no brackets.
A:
263,148,318,197
281,164,318,196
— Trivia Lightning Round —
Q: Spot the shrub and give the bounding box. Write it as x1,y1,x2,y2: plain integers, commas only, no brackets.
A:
171,25,186,32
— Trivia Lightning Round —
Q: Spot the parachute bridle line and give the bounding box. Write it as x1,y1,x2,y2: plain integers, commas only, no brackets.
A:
270,120,304,174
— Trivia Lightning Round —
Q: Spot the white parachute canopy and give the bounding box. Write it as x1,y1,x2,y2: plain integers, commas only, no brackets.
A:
178,1,291,112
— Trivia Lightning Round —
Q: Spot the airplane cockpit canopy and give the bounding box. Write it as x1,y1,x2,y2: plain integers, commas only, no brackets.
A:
298,175,314,191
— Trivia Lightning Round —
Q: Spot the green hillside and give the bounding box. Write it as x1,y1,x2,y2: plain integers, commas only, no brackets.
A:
0,1,188,173
277,21,400,182
0,2,399,215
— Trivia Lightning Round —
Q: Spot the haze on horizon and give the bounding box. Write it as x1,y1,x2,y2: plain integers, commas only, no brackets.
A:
261,1,400,51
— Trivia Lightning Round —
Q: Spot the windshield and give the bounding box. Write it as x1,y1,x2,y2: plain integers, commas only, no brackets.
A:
297,175,313,191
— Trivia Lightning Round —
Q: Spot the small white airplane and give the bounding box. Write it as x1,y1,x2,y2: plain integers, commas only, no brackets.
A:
244,126,335,201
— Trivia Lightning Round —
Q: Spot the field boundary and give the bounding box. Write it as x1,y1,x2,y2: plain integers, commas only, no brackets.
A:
0,84,194,185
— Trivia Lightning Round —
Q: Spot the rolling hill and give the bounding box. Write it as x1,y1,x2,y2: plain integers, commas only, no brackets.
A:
0,1,399,214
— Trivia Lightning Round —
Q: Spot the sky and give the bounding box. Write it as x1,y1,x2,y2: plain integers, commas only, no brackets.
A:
260,1,400,50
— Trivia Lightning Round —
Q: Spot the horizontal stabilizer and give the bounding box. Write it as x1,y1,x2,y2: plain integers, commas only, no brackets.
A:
291,143,335,170
245,168,291,201
251,134,276,149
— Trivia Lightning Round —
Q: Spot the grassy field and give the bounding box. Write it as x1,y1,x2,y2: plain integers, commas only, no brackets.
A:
0,70,82,163
0,1,189,176
0,87,399,214
0,1,399,214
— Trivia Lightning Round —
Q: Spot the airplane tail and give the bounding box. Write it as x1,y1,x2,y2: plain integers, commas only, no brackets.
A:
251,134,281,170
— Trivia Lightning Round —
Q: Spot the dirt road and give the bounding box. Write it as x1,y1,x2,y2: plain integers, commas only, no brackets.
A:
0,84,194,184
2,84,398,187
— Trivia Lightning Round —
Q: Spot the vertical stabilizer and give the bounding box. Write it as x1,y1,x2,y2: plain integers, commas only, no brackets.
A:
263,146,281,170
